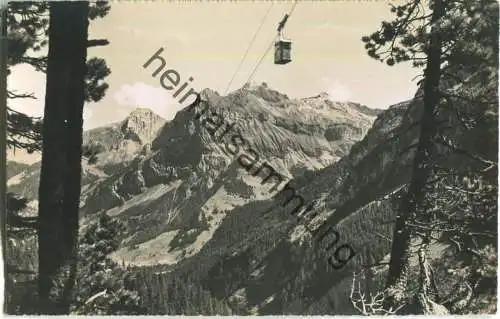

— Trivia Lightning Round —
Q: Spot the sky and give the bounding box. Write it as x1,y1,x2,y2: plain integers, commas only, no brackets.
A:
8,1,420,162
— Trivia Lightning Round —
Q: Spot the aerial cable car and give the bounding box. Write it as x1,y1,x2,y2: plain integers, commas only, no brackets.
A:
274,13,292,65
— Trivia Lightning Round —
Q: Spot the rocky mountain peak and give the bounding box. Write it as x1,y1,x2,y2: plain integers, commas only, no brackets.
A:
230,82,289,103
316,91,330,99
127,107,157,117
120,108,166,144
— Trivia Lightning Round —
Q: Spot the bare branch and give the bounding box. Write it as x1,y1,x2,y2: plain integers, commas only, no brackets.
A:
87,39,109,47
7,90,37,99
350,272,405,315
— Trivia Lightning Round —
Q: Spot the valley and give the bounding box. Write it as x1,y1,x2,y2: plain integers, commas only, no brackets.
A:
7,81,496,315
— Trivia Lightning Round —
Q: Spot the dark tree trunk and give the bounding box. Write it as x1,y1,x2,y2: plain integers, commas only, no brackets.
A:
0,6,8,314
37,2,89,314
384,0,445,307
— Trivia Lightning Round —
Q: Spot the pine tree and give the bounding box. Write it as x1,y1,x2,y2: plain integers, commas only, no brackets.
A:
359,0,498,314
71,213,146,315
37,2,90,313
6,1,110,152
4,2,112,314
4,193,38,314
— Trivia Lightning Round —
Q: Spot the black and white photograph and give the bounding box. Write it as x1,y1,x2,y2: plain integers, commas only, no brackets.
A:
1,0,498,315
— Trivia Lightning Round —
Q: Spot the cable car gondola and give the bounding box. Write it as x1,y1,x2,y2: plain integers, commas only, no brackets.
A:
226,2,298,93
274,13,292,65
275,37,292,65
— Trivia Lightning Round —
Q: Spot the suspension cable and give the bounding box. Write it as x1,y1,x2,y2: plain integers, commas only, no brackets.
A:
245,35,277,85
244,0,299,86
289,0,299,17
224,2,275,95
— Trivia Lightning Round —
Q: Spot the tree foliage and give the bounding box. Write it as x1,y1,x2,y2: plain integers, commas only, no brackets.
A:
4,212,148,315
71,213,146,315
6,1,111,152
355,0,498,314
5,1,113,314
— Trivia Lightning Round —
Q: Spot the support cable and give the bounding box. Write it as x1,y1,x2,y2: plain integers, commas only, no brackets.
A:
224,2,274,95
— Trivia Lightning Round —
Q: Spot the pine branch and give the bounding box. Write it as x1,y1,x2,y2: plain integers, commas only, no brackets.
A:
435,136,496,168
18,56,47,72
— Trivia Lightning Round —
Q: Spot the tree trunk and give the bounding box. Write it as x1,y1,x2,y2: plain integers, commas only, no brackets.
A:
37,2,89,314
0,5,8,314
384,0,445,307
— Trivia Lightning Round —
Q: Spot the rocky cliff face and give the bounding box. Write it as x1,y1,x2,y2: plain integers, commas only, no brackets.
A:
7,108,166,204
82,107,166,173
119,108,166,144
79,84,380,244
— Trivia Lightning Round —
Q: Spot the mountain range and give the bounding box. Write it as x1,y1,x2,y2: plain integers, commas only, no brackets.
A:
7,82,491,314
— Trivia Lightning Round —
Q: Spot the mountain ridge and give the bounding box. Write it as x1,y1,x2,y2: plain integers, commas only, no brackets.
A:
7,107,167,202
6,84,448,315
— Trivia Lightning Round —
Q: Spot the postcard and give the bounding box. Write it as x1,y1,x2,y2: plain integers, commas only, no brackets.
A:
2,0,498,315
